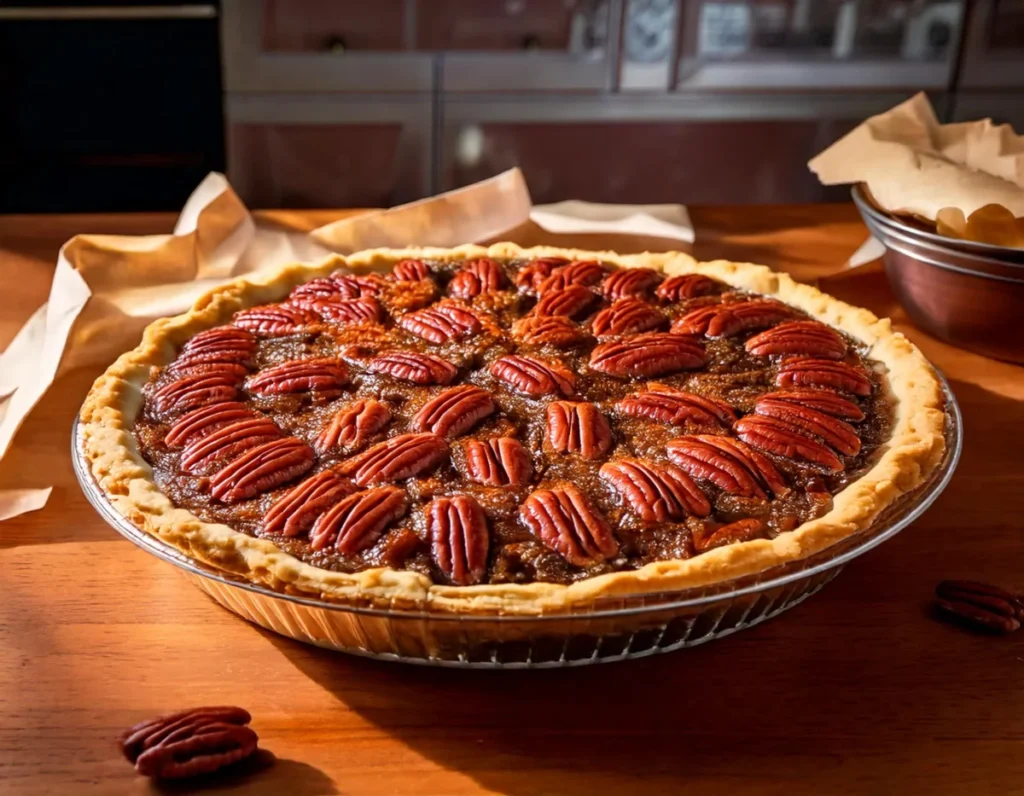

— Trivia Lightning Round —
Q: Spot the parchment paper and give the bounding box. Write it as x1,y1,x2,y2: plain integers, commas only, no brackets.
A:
0,168,693,521
810,92,1024,221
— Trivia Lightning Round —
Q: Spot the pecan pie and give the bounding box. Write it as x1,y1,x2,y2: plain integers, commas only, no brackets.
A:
80,244,946,613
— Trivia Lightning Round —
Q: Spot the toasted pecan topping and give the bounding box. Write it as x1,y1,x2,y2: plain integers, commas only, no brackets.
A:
140,252,893,588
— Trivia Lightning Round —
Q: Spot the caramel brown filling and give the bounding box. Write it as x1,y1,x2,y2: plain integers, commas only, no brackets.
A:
133,257,894,587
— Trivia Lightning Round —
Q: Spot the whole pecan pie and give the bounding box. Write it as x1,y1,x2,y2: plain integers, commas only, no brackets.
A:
80,244,946,613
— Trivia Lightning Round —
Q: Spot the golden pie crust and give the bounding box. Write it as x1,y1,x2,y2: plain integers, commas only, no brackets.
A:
79,244,947,615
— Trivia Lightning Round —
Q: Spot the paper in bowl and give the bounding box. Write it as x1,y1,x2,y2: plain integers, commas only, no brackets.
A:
809,93,1024,224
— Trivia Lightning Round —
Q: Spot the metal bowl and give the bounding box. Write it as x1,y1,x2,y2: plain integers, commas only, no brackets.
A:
72,377,961,668
853,185,1024,363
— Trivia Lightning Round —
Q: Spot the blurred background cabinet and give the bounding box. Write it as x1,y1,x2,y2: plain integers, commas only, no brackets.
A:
438,95,906,204
225,96,431,208
954,0,1024,129
674,0,963,91
3,0,1021,212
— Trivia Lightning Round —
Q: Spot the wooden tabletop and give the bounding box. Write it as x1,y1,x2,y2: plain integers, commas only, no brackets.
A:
2,206,1023,796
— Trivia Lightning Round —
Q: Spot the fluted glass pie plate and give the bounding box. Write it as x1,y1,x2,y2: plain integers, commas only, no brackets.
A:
72,373,960,668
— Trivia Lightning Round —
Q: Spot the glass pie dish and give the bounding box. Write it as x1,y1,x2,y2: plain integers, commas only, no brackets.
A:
72,373,960,668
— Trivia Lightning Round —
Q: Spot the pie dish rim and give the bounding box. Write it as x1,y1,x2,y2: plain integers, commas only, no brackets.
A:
78,243,947,615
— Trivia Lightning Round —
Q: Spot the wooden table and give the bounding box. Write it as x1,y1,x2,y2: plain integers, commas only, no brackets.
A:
2,207,1023,795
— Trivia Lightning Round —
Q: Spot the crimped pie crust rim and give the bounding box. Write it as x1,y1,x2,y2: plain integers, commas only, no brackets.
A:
79,243,947,615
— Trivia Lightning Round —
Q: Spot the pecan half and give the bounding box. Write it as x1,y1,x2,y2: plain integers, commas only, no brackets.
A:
590,298,667,337
428,495,490,586
448,257,505,298
756,388,865,421
263,470,356,536
232,304,320,335
180,418,283,474
336,432,448,486
175,327,256,367
179,326,255,355
667,435,786,499
315,399,391,454
288,276,345,305
934,580,1024,634
599,458,710,523
168,361,250,381
589,333,706,378
674,299,798,337
694,518,767,553
754,397,861,456
310,486,409,553
775,358,873,396
412,385,495,437
615,385,736,428
489,354,575,398
510,315,588,348
715,300,801,336
209,437,315,503
656,274,718,303
599,268,661,301
164,402,255,448
291,273,382,303
246,358,349,396
462,437,533,486
519,485,618,567
308,296,383,326
515,256,569,291
537,260,606,293
745,321,848,360
531,285,598,319
671,304,719,335
546,401,612,459
398,301,481,343
345,274,385,296
119,706,258,780
735,414,844,472
390,258,431,282
367,351,457,385
150,373,239,419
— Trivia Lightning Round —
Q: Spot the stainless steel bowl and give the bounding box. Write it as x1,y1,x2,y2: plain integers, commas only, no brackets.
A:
73,377,961,668
853,185,1024,363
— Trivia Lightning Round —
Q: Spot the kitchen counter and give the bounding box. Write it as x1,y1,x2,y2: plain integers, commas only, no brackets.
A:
1,206,1022,795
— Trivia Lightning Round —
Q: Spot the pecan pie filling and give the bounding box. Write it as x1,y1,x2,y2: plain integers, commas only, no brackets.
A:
132,257,895,587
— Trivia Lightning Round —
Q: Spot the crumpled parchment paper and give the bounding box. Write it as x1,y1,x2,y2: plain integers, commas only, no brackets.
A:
0,168,693,521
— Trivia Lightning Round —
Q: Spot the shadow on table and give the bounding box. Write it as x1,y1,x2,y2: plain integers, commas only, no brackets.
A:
942,377,1023,478
149,750,338,795
253,376,1023,794
262,618,855,793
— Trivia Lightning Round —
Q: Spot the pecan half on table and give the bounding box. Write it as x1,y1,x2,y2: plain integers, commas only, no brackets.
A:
119,706,259,779
933,580,1024,635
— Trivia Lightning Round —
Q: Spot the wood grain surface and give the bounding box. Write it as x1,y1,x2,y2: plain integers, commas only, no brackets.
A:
1,206,1023,796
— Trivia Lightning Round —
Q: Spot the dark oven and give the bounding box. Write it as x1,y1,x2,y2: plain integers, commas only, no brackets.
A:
0,1,224,213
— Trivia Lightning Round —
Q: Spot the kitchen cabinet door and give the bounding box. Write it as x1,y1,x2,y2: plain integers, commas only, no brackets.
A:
675,0,964,91
435,0,617,91
440,96,911,204
221,0,432,92
958,0,1024,89
226,96,431,209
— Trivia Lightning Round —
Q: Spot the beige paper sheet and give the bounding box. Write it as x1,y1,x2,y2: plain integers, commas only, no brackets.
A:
809,92,1024,221
0,168,693,521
